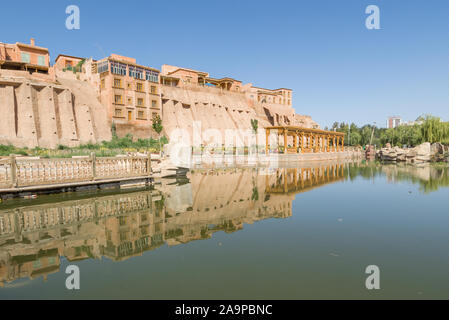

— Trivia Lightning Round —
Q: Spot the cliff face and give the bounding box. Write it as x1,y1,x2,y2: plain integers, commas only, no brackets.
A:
0,71,111,149
161,86,259,144
161,85,319,145
0,69,319,149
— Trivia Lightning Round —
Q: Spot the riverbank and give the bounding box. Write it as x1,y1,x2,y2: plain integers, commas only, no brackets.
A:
187,150,364,168
376,142,449,163
0,135,168,158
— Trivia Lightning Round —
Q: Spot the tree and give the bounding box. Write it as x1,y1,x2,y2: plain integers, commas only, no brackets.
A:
421,115,449,144
152,114,163,155
111,122,117,139
251,119,259,154
332,122,339,130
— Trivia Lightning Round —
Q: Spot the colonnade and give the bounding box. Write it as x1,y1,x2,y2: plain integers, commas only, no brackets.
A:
265,126,346,154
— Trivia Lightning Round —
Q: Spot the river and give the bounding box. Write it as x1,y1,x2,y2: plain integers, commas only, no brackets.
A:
1,160,449,299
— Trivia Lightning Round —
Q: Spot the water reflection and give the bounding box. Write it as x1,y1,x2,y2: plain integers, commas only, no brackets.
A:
348,162,449,193
0,161,448,287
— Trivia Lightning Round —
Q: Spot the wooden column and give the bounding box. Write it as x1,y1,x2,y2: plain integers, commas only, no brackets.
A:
276,129,281,153
303,133,308,153
284,129,287,154
310,134,314,152
309,134,312,152
293,131,297,153
307,134,311,153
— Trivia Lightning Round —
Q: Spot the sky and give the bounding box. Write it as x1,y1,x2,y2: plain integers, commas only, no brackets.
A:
1,0,448,128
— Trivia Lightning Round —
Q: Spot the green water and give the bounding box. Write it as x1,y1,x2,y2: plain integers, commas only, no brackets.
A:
1,161,449,299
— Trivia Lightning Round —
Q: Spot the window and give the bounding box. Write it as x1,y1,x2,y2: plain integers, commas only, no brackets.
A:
152,100,157,108
114,78,122,88
37,55,46,66
150,86,157,94
114,108,122,117
136,82,144,92
137,110,145,119
137,98,144,107
97,60,109,73
146,70,159,82
111,61,127,75
100,79,105,89
127,83,132,89
128,111,133,121
114,95,123,104
21,52,30,63
127,97,132,105
129,66,144,79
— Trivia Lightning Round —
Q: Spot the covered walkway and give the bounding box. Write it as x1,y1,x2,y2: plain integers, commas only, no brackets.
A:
266,126,345,154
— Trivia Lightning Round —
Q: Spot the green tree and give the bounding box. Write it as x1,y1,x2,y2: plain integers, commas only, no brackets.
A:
251,119,259,154
421,115,449,144
111,122,117,139
152,114,164,155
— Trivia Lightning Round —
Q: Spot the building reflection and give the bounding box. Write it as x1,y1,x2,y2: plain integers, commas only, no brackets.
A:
0,162,348,286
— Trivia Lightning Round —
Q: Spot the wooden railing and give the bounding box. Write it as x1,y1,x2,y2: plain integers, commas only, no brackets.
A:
0,154,151,189
0,191,155,236
0,158,13,189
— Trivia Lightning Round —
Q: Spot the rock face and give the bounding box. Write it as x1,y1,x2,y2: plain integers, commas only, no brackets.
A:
0,70,111,148
377,142,448,163
160,85,319,147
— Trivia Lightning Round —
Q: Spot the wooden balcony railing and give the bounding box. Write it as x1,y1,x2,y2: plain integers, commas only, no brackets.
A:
0,154,151,190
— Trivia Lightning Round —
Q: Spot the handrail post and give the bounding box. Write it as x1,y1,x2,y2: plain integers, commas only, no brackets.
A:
91,152,97,181
147,153,152,176
10,154,17,188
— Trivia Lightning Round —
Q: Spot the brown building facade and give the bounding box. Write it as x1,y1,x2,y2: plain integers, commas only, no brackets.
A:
0,38,50,74
95,54,161,139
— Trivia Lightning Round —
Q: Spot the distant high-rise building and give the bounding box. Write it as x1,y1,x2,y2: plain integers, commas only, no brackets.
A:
387,116,402,129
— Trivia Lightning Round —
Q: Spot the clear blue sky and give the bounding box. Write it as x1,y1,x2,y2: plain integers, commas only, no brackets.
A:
1,0,448,128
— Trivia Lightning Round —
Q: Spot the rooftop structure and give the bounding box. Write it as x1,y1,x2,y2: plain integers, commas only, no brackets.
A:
54,54,87,72
0,38,50,74
161,64,242,91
